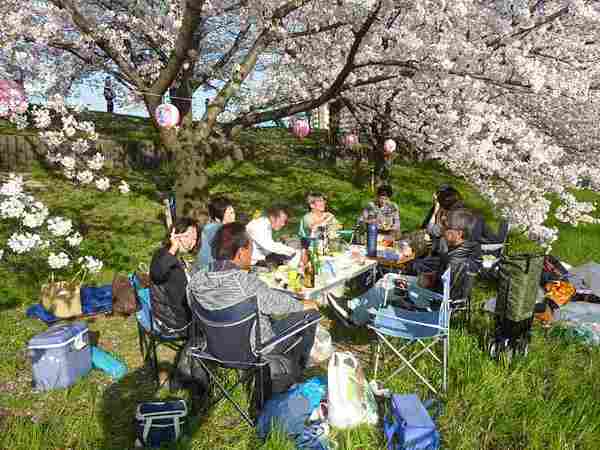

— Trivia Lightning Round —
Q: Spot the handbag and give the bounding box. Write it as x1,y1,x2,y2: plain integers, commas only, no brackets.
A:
384,394,440,450
112,274,137,315
40,274,82,318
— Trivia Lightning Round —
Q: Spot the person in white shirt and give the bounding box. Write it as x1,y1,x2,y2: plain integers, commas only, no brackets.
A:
246,206,298,265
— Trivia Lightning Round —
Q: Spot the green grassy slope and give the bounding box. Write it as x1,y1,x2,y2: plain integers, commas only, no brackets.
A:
0,142,599,449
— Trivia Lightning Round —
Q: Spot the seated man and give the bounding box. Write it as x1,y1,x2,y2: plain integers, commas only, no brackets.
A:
328,208,479,327
187,222,319,369
357,184,401,241
246,205,298,266
298,191,340,240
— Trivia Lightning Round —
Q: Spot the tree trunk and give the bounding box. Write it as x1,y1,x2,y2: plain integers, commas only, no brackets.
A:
158,123,210,225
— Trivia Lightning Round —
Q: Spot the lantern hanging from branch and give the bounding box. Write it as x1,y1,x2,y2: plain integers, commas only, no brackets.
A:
292,119,310,138
0,79,28,117
155,103,180,128
343,133,358,146
383,139,397,153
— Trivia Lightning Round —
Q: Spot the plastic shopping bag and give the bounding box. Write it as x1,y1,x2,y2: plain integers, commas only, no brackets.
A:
327,351,378,429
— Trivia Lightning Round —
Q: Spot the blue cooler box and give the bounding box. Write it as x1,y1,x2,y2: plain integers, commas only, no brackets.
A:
28,321,92,391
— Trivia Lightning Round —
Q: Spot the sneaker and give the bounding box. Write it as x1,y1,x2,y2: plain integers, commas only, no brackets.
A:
326,293,356,328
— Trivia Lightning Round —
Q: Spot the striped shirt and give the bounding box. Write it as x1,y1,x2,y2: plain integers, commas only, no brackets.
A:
187,260,304,350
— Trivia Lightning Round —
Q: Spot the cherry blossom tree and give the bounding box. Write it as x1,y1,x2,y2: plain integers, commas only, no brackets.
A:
1,0,599,246
277,0,600,246
1,0,403,221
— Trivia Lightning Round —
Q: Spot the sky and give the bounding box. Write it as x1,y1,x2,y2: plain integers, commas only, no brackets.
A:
69,73,212,119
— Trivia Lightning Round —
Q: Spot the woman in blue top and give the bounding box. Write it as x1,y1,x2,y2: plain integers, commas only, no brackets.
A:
194,197,235,271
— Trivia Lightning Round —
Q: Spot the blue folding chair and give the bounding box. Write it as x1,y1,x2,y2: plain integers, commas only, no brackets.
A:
368,268,451,395
130,273,188,388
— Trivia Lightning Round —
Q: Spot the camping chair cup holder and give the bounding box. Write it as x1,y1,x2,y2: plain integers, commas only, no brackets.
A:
187,296,321,427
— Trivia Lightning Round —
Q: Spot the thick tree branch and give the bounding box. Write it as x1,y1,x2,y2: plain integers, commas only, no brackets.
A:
48,0,145,88
228,0,384,128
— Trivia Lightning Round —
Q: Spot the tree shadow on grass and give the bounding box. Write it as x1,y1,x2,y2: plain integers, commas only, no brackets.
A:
99,366,208,450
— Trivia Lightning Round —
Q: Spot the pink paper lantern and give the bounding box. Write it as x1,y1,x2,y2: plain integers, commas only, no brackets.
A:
292,119,310,138
0,80,28,117
343,133,358,146
384,139,397,153
155,103,180,128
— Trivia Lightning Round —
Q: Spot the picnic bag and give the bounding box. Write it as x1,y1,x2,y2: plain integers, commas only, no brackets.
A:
496,254,544,322
135,400,187,448
384,394,440,450
328,351,378,429
112,274,137,315
40,278,82,318
80,284,113,315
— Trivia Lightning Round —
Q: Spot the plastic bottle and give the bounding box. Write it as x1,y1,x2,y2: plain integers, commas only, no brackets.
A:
366,213,378,258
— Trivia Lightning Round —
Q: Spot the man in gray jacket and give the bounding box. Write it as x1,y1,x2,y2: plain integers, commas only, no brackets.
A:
187,222,319,367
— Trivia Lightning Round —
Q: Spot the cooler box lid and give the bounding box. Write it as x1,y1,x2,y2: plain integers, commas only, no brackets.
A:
28,321,88,349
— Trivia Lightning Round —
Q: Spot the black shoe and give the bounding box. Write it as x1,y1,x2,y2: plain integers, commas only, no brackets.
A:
327,293,356,329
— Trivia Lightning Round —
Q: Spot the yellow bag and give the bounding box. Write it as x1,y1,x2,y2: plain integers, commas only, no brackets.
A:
41,278,82,318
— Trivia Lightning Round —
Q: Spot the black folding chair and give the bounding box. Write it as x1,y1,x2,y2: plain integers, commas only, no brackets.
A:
131,273,188,388
188,296,320,427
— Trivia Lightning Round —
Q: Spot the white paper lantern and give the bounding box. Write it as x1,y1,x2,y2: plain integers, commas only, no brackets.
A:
292,119,310,138
343,134,358,146
0,79,28,117
384,139,397,153
155,103,180,128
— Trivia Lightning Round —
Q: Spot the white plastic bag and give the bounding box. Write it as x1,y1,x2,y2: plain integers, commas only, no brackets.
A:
327,351,378,429
308,325,334,367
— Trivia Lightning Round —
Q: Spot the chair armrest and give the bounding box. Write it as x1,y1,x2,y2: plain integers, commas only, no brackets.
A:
367,307,448,331
481,243,504,252
256,311,321,356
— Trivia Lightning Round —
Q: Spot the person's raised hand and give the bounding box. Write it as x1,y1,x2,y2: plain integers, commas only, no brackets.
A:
168,229,180,255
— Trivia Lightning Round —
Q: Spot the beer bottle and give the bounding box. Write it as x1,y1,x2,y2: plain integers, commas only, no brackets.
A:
303,250,315,288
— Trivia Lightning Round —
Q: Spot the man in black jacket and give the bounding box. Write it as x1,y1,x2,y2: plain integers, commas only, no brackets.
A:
328,209,480,326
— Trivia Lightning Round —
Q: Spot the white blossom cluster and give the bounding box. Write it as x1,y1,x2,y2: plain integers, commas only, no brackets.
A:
0,174,102,274
78,256,103,274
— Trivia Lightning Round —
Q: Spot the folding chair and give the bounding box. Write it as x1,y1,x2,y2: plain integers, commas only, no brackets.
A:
367,268,451,395
478,219,509,279
188,296,321,427
130,273,188,388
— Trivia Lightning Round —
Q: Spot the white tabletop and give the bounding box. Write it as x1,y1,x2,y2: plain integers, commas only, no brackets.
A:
259,253,377,301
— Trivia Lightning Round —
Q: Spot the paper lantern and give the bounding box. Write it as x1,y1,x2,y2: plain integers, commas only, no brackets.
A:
0,80,28,117
155,103,180,128
343,133,358,146
383,139,397,153
292,119,310,138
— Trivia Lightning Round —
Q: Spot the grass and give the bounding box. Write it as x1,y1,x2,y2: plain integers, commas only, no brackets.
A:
1,140,600,449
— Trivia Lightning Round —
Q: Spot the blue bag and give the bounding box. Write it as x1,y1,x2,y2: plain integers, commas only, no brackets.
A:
129,273,159,333
135,400,187,448
80,284,113,315
26,303,59,324
257,377,329,449
384,394,440,450
91,346,127,380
